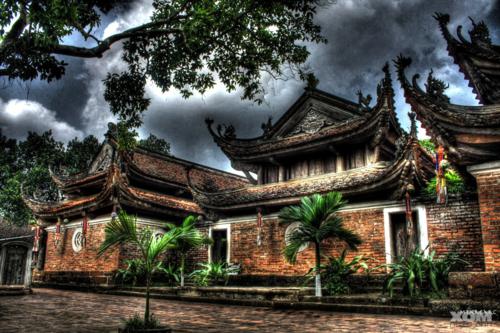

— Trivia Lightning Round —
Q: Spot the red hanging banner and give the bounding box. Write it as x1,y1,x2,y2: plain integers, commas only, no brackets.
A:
82,214,89,247
33,225,41,253
54,218,61,248
435,146,448,204
256,208,263,246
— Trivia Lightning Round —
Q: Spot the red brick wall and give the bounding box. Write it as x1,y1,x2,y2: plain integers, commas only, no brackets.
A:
475,171,500,271
44,224,119,273
227,199,484,275
230,209,386,275
426,197,484,271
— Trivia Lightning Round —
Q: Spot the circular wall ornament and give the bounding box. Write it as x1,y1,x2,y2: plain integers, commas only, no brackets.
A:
284,222,309,252
72,227,84,253
154,230,164,241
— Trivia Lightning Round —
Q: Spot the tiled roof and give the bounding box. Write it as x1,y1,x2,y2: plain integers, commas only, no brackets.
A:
190,133,434,211
395,55,500,166
435,13,500,105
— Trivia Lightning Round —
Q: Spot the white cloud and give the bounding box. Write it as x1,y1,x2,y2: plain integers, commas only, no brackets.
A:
0,98,84,142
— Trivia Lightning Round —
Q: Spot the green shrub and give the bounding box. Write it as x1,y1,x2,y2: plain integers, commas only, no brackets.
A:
320,250,369,295
190,262,238,286
115,259,180,286
157,263,181,286
123,313,160,331
115,259,147,286
425,169,465,196
384,249,468,298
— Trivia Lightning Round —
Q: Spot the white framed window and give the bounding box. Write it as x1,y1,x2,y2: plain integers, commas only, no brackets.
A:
72,227,84,253
285,222,309,252
383,205,429,265
208,224,230,264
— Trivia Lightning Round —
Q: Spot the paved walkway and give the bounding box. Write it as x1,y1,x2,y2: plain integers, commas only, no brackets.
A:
0,288,498,332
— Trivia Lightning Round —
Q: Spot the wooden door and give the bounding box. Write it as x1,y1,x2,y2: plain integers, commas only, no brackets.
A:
2,245,27,285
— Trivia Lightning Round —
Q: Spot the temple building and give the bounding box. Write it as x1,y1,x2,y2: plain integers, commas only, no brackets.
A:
25,52,492,286
395,13,500,272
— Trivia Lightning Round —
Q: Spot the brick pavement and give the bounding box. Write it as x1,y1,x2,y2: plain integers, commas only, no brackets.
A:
0,288,498,333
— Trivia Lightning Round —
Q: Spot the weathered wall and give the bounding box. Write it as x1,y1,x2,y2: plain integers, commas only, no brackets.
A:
473,168,500,271
43,223,119,273
425,196,484,271
229,208,386,275
224,198,484,275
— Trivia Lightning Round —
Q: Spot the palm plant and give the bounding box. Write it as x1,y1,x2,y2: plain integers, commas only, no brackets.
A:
164,215,212,287
98,211,180,327
279,192,362,297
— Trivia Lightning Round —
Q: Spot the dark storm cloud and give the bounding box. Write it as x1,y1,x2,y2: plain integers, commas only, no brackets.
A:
0,57,90,130
141,0,497,170
1,0,498,171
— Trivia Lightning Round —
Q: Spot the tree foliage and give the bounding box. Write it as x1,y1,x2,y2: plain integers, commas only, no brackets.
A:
0,130,101,226
98,210,181,327
165,215,211,286
139,133,171,155
1,0,328,126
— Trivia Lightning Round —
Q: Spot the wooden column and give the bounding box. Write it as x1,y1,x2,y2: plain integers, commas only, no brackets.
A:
278,166,285,182
336,154,344,172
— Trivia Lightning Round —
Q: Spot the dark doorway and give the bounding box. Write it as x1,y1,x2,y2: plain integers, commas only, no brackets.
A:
390,212,419,260
211,229,228,263
2,245,27,285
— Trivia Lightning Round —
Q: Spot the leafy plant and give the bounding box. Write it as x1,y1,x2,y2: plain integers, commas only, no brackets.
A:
122,313,160,332
115,259,147,286
279,192,362,297
165,215,212,287
419,139,435,154
157,263,181,287
99,211,181,327
427,250,468,293
425,169,465,196
384,248,468,298
320,250,369,295
190,262,238,287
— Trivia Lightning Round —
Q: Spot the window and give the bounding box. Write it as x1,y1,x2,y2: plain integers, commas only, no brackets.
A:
344,147,366,170
285,222,309,252
72,228,84,253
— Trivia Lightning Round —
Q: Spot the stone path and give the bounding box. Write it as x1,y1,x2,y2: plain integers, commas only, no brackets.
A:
0,288,498,332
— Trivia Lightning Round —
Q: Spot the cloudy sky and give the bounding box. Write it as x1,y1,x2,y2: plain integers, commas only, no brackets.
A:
1,0,499,173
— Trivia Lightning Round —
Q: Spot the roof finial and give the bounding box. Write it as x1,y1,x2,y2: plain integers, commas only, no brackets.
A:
468,17,491,45
409,111,417,138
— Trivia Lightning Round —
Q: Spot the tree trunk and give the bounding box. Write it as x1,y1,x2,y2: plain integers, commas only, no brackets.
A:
180,255,185,287
144,274,151,325
315,242,322,297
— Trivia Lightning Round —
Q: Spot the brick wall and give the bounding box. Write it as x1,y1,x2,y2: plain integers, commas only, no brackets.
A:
230,209,386,275
426,196,484,271
225,199,484,276
474,170,500,271
43,223,119,273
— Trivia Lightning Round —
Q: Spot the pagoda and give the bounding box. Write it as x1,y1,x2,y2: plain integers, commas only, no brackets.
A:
195,64,435,214
24,123,246,284
396,13,500,271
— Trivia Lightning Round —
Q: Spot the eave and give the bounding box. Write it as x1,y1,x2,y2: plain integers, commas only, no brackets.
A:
435,13,500,105
206,65,402,169
189,132,433,212
395,55,500,166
